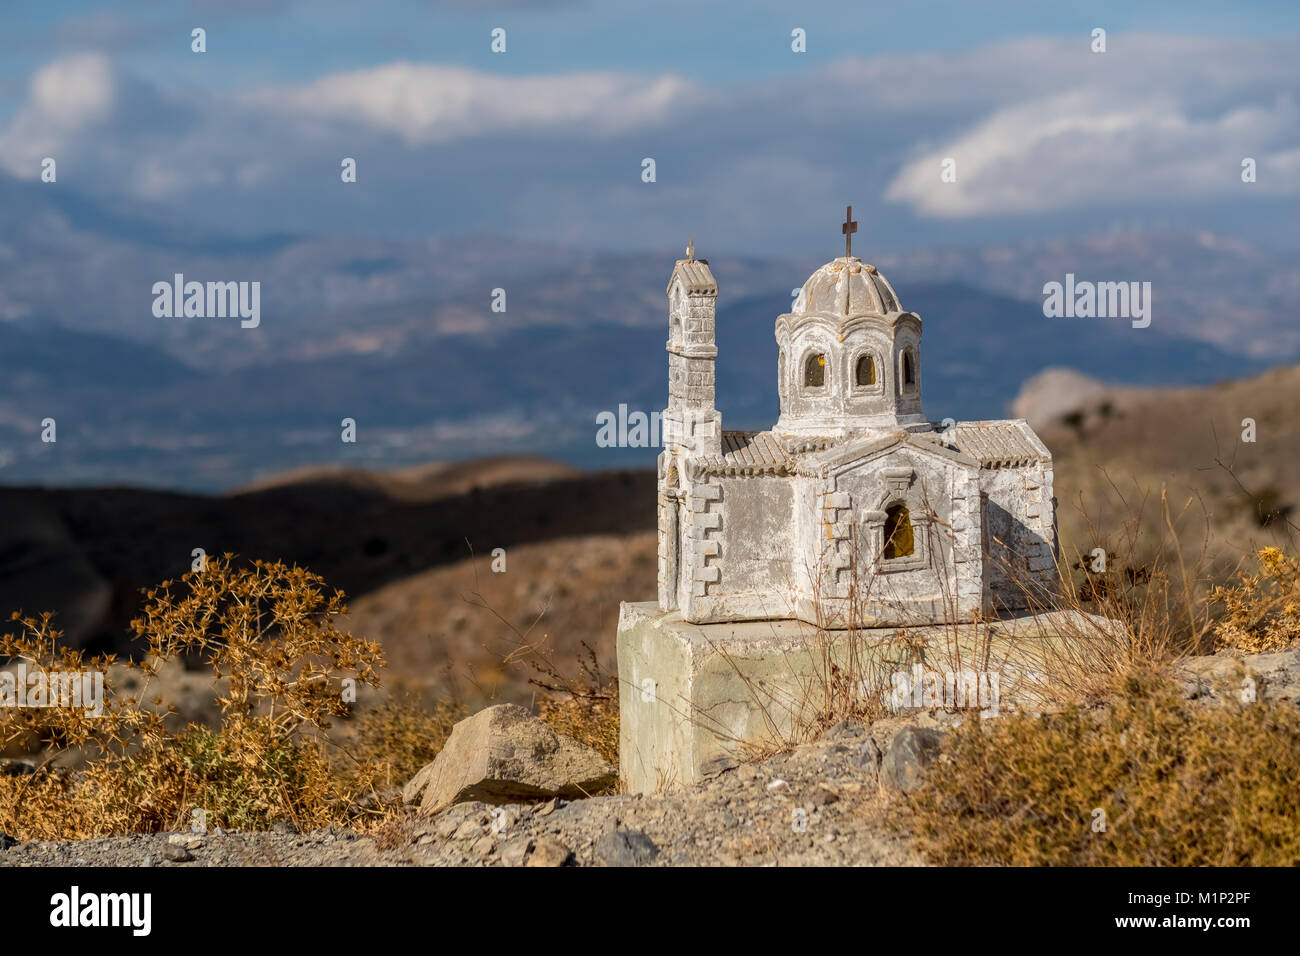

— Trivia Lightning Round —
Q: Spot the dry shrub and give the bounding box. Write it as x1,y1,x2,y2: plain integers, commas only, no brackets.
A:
538,681,619,767
0,555,388,839
910,666,1300,865
1209,547,1300,652
345,691,464,795
530,643,619,770
338,691,467,844
999,485,1219,710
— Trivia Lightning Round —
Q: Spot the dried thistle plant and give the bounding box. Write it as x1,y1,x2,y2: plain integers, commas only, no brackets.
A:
0,555,391,839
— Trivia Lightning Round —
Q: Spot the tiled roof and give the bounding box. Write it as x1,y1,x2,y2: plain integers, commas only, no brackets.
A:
793,429,979,477
668,259,717,296
695,431,795,476
693,422,1047,477
927,420,1050,468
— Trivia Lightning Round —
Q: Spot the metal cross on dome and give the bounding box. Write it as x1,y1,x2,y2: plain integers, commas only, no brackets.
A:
841,205,858,258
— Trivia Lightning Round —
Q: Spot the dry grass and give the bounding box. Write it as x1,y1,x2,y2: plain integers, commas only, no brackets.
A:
909,664,1300,865
905,494,1300,865
992,484,1217,708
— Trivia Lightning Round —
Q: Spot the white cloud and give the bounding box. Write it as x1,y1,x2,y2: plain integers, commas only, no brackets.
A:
0,53,115,175
1,32,1296,233
239,62,698,144
879,36,1300,217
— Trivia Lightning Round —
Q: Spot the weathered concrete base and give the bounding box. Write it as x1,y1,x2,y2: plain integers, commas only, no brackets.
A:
617,600,1123,794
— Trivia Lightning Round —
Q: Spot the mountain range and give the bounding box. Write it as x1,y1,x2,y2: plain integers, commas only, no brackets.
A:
0,173,1292,490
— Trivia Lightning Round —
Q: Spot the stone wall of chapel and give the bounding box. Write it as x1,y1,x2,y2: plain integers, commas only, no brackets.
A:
981,462,1058,613
679,475,796,623
787,448,983,628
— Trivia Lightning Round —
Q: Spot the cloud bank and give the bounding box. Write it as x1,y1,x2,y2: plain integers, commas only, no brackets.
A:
0,33,1295,247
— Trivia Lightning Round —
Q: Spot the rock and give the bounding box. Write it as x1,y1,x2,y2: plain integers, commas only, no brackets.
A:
881,726,945,793
809,784,839,807
595,827,659,867
0,833,17,850
819,719,868,741
434,816,463,839
453,818,484,841
469,835,496,857
700,755,738,778
161,844,193,863
525,836,572,867
850,736,883,775
433,800,493,839
1178,649,1300,704
499,836,533,867
402,704,616,815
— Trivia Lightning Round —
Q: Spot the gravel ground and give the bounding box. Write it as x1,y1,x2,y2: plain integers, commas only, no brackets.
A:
7,649,1295,867
0,717,927,867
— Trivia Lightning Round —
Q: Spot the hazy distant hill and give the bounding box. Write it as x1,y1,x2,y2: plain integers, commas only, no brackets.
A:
0,172,1292,489
4,362,1296,702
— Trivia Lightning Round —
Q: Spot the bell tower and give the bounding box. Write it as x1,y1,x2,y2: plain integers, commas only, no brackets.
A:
663,238,721,456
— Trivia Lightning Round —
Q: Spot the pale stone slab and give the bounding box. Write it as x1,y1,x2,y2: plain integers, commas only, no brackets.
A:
617,600,1121,794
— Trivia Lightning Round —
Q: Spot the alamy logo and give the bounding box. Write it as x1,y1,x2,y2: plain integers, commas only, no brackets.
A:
595,405,715,448
1042,274,1151,329
49,886,151,936
152,274,261,328
888,663,1001,716
596,404,662,448
0,664,103,716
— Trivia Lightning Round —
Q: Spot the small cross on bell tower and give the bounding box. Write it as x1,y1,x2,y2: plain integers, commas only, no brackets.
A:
841,205,858,258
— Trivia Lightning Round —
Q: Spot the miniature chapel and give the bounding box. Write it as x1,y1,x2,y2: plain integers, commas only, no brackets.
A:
656,210,1058,628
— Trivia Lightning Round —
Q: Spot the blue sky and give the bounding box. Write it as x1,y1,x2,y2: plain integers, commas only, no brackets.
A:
1,0,1297,255
7,0,1298,86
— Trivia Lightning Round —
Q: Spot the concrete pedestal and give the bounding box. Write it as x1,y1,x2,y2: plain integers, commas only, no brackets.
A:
617,600,1120,794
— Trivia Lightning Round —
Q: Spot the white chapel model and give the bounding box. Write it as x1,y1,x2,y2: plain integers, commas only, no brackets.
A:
656,209,1058,628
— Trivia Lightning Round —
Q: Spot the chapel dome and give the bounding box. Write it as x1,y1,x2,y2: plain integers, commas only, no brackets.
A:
792,256,901,317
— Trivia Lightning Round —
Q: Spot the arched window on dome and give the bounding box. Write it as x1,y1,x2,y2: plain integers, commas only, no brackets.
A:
804,352,826,389
882,503,914,559
900,348,918,394
854,354,876,387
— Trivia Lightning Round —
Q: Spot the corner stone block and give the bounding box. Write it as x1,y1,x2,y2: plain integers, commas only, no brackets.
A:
690,513,721,535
